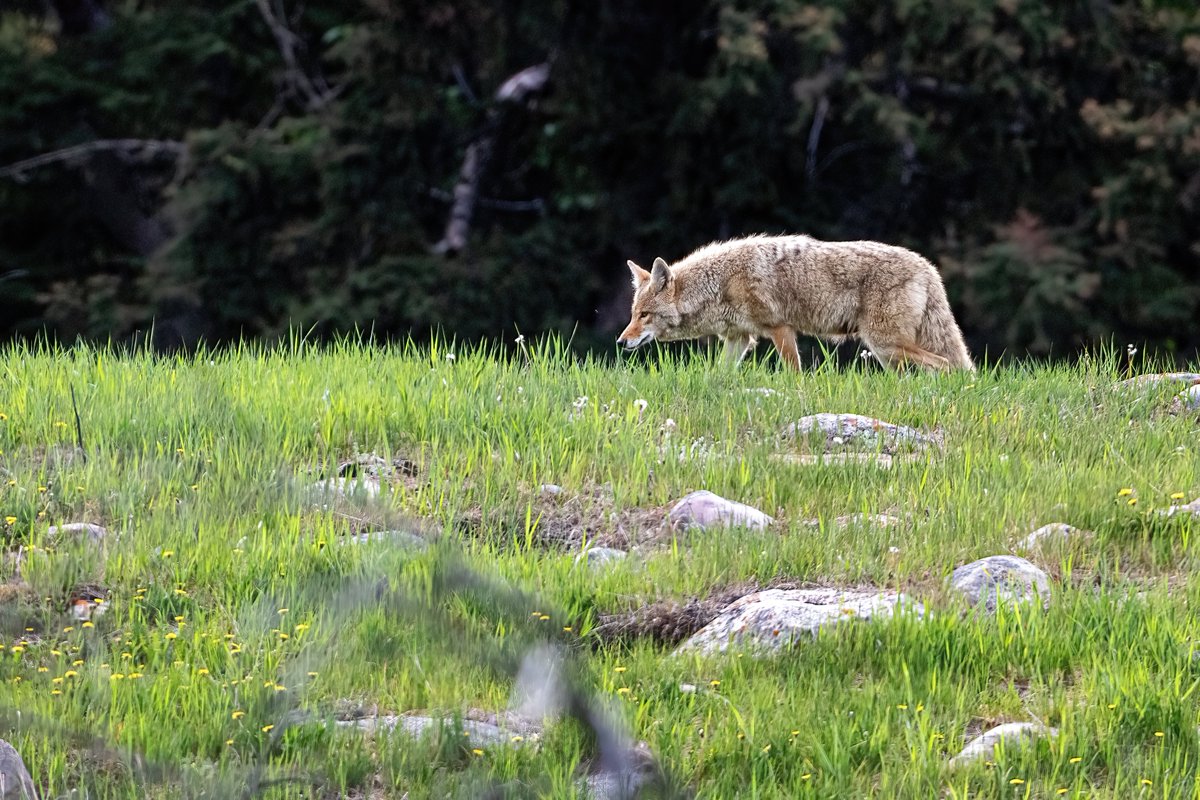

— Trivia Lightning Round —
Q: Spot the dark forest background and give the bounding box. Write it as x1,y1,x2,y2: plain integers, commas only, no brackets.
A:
1,0,1198,360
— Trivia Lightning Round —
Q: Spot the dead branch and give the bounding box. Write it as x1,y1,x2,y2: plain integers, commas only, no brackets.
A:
254,0,340,111
0,139,185,183
432,63,551,255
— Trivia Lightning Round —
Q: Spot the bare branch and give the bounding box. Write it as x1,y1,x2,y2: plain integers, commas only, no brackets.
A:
428,187,545,213
805,95,830,180
254,0,340,111
0,139,184,183
432,62,551,256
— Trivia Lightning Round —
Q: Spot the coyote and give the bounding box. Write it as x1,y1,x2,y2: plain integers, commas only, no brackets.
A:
617,234,974,371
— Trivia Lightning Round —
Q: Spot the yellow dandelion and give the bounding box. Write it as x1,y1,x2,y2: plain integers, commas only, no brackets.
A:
273,684,286,692
165,633,177,640
710,680,721,687
1107,703,1117,709
127,672,142,679
1171,492,1186,500
174,615,185,622
198,668,209,675
0,412,7,420
562,626,573,633
613,666,627,673
307,671,318,678
1141,779,1152,786
11,646,24,654
278,633,289,640
539,614,550,621
761,744,771,753
1010,778,1024,785
511,735,523,743
1127,497,1138,506
110,673,124,680
1057,790,1068,796
3,516,15,525
174,588,187,595
51,689,61,696
800,773,811,780
261,724,274,733
37,666,48,673
617,687,631,695
915,703,924,713
37,486,47,492
54,421,66,428
51,677,64,684
896,704,908,710
225,739,234,746
232,710,246,719
295,623,310,632
81,621,94,628
71,659,82,665
64,670,77,678
162,550,175,558
472,748,484,756
1069,757,1082,763
1154,731,1164,737
1118,488,1133,496
790,730,800,737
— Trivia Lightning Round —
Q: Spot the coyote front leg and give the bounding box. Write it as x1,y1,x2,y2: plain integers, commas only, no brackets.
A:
721,333,757,366
767,325,802,371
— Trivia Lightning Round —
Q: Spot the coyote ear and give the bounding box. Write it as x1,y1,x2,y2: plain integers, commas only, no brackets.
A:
650,257,672,292
626,259,650,288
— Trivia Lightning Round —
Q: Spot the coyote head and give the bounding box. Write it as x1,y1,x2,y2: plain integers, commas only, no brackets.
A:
617,257,682,350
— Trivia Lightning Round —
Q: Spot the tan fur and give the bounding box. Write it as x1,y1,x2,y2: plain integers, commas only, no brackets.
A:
617,234,975,371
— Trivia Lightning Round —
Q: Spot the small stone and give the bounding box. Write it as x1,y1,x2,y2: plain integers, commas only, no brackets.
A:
783,413,934,449
0,738,38,799
949,722,1057,767
949,555,1051,611
1178,385,1200,411
46,522,107,544
310,476,382,502
339,530,427,550
1016,522,1083,551
678,683,697,694
575,547,627,569
668,490,773,531
675,588,922,655
540,484,564,496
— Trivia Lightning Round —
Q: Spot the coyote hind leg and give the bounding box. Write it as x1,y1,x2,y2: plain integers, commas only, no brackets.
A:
867,339,951,372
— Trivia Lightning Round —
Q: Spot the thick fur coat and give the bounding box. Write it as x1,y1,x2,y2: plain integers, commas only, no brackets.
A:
617,234,975,371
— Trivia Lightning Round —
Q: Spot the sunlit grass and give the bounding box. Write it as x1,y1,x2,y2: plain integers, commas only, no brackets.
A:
0,336,1197,797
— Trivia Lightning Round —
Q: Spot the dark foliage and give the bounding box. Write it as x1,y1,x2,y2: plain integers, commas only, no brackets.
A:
1,1,1198,358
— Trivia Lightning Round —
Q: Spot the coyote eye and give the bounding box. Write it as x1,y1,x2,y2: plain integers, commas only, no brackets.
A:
639,312,651,321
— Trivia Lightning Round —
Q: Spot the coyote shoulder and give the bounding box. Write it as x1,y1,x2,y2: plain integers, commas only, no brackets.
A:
617,234,975,371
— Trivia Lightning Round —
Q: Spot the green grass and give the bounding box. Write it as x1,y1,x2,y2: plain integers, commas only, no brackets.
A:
0,336,1198,798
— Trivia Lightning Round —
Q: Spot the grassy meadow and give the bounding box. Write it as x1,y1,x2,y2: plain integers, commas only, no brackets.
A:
1,338,1199,798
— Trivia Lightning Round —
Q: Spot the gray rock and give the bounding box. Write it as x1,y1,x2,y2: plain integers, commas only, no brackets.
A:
668,490,773,531
1178,385,1200,411
339,530,427,549
1160,497,1200,519
584,741,662,800
950,555,1051,611
46,522,107,544
0,739,38,800
1114,372,1200,391
804,513,903,529
540,484,565,496
1016,522,1082,551
772,452,921,469
949,722,1057,767
575,547,627,569
335,712,539,747
675,588,923,655
310,476,382,502
783,413,934,449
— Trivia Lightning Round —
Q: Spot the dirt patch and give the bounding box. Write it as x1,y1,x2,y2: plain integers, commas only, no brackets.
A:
458,485,670,550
